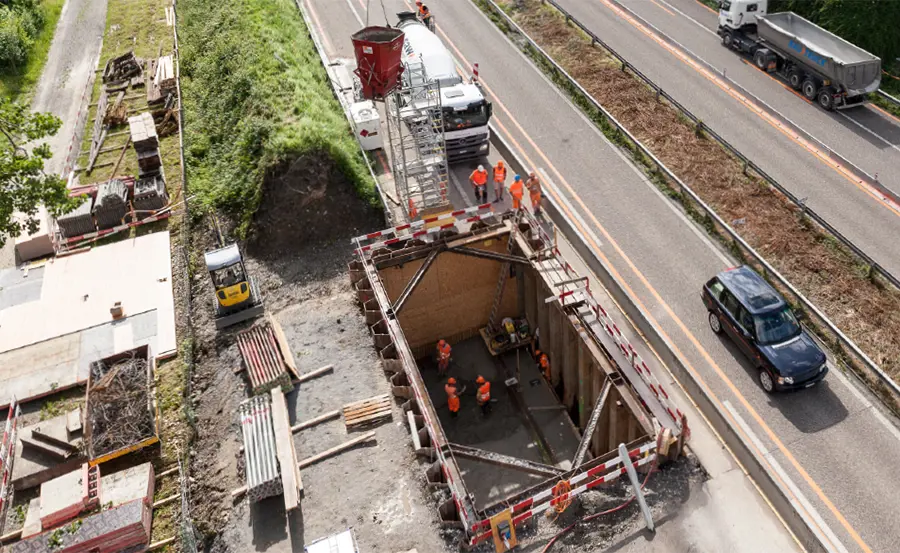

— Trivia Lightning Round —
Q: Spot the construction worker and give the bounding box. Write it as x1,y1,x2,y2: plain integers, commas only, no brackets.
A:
436,339,452,375
539,352,551,381
416,0,425,17
476,375,491,415
492,160,507,203
509,174,524,210
526,171,543,217
470,165,489,204
445,377,460,417
421,5,434,31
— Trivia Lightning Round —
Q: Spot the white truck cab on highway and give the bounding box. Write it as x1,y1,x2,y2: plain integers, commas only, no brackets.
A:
396,13,492,161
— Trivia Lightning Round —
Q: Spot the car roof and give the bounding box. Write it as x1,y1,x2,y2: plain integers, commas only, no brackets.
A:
716,266,786,315
204,244,242,272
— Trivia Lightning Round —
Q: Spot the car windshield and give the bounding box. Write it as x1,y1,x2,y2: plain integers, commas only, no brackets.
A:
444,102,488,131
754,307,801,345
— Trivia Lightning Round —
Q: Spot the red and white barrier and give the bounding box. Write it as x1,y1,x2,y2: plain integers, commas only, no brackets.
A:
0,400,21,519
352,203,494,245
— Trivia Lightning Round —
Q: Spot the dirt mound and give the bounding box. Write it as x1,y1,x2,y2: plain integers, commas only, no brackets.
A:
248,152,383,261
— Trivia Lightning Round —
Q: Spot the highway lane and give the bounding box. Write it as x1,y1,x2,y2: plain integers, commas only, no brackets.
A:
552,0,900,283
304,0,900,552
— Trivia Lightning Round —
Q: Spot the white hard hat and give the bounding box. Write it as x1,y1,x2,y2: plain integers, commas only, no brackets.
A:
478,165,484,171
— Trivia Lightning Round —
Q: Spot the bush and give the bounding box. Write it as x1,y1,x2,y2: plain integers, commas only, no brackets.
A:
0,0,43,70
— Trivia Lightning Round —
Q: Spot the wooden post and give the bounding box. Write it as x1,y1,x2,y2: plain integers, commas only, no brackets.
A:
607,389,619,453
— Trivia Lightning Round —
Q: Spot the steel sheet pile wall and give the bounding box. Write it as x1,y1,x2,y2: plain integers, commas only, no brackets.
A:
237,322,294,395
239,395,283,502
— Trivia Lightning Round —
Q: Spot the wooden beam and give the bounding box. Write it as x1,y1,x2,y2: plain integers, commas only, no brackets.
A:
572,378,611,467
298,431,376,469
148,537,177,551
291,410,341,433
295,364,333,383
408,410,422,451
155,466,179,479
152,494,179,508
451,246,529,265
272,389,302,511
448,443,564,478
392,248,440,314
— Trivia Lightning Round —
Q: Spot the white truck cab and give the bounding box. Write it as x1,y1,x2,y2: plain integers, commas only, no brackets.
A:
718,0,768,31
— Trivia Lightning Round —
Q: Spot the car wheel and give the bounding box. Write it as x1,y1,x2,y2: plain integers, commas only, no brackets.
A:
759,370,775,393
708,311,722,334
788,70,802,90
802,78,818,100
818,88,835,111
721,32,732,49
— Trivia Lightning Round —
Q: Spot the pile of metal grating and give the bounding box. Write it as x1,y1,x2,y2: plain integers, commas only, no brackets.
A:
133,174,168,217
56,197,95,237
239,395,283,503
236,321,295,395
92,179,129,230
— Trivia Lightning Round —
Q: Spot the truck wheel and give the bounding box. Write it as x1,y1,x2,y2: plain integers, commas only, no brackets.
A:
788,70,802,90
802,78,818,100
817,88,835,111
754,50,767,70
721,31,732,49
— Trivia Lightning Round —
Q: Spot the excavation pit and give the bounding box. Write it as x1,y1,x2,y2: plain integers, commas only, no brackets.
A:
350,210,686,546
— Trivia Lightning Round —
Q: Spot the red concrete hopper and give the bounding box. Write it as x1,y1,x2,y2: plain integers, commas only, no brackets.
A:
352,26,405,99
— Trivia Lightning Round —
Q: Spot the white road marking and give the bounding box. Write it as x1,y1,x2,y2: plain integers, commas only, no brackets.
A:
723,400,852,553
344,0,364,26
651,0,718,36
449,170,474,207
837,112,900,154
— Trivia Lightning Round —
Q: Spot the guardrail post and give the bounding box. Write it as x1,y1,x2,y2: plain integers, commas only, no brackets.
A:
742,161,748,176
621,61,627,72
655,88,660,103
695,120,704,138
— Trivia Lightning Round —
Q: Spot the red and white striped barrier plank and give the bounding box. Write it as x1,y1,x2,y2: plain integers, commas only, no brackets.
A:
355,212,494,254
351,203,493,244
59,212,172,248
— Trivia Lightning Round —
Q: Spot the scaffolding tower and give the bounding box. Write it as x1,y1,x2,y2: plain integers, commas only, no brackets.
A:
385,59,451,221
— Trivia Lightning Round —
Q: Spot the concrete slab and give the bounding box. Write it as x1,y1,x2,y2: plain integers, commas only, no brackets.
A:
12,410,85,491
0,231,175,356
21,497,43,539
0,266,45,310
0,310,159,408
13,206,54,262
39,466,85,526
100,462,154,509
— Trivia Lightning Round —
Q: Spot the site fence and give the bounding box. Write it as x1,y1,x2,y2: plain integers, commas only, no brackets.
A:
477,0,900,406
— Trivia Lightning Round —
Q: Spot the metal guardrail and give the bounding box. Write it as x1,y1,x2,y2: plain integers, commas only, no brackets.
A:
536,0,900,292
477,0,900,401
877,89,900,108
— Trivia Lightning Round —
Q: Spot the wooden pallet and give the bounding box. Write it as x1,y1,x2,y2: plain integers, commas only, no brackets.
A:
343,394,392,429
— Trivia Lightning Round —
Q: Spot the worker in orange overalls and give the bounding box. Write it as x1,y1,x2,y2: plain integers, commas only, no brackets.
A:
436,339,452,375
421,5,434,31
476,375,491,415
509,174,524,210
492,160,507,203
526,171,542,217
538,351,551,381
445,377,460,418
470,165,489,204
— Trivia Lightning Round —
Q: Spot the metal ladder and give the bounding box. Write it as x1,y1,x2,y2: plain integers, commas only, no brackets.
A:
487,210,524,333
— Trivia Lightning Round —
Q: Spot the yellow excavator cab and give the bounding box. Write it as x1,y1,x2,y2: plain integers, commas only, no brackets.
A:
204,244,264,329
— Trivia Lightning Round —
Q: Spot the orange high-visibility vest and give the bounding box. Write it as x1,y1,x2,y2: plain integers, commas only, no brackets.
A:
509,180,524,199
540,354,550,379
439,343,451,361
478,382,491,404
470,169,488,186
493,164,507,183
445,384,460,412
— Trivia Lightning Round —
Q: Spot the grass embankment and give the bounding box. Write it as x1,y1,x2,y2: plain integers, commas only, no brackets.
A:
179,0,378,234
488,0,900,396
0,0,65,100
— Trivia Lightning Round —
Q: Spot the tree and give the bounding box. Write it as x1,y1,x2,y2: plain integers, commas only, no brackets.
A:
0,97,77,248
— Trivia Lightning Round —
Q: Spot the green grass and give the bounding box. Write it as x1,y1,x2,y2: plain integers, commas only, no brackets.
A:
0,0,66,101
179,0,378,234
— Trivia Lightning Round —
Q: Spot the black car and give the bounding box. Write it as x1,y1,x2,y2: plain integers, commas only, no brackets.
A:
702,266,828,393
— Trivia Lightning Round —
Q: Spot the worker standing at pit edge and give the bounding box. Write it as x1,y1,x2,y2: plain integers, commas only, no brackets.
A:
492,160,507,203
526,171,543,217
509,174,524,210
476,376,491,415
436,339,452,375
421,5,434,32
445,377,460,418
538,351,551,382
470,165,489,204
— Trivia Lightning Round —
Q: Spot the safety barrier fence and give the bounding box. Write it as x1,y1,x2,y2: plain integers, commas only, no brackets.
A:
478,0,900,405
0,400,20,535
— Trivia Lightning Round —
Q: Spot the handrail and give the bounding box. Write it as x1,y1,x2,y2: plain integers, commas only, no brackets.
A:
876,89,900,108
477,0,900,401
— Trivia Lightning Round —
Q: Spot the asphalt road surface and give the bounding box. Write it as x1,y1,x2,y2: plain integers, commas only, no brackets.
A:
561,0,900,281
305,0,900,552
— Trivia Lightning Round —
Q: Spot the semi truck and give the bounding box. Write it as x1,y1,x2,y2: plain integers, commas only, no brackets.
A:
396,12,492,160
717,0,881,110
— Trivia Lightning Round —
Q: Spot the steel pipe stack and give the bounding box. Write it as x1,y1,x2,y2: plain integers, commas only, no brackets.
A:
236,322,293,395
239,395,283,503
57,196,96,237
92,179,129,230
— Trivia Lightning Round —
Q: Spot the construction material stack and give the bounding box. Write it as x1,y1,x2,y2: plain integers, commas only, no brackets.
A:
92,179,129,230
132,174,169,217
239,395,283,503
236,321,295,395
56,197,96,238
37,464,100,531
127,112,161,177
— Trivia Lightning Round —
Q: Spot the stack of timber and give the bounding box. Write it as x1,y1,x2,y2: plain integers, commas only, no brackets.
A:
271,389,302,511
236,321,296,395
57,197,96,237
342,394,392,430
239,395,283,503
8,498,151,553
154,56,175,94
102,52,141,85
133,174,168,216
85,345,159,464
92,179,129,230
